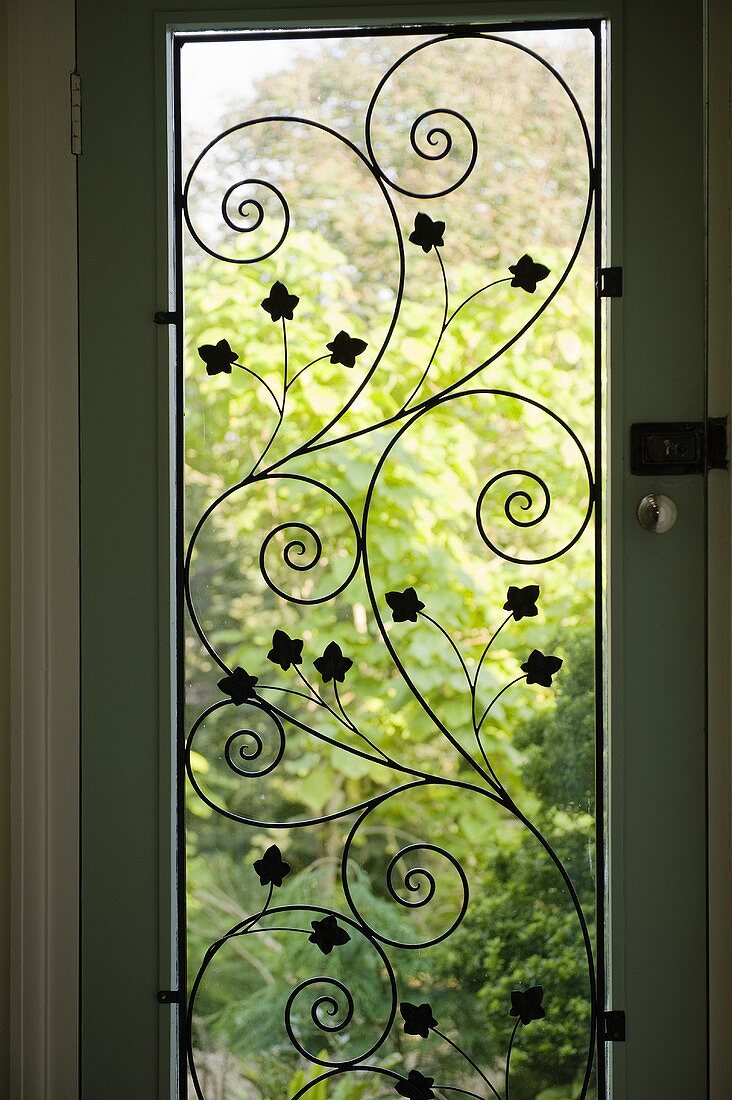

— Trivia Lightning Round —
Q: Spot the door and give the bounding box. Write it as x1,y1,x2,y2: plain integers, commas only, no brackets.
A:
77,2,707,1098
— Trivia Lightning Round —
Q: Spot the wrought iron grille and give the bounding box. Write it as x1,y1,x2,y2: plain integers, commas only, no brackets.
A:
175,23,602,1100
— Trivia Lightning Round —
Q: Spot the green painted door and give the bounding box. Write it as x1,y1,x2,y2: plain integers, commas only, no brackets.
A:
77,2,707,1097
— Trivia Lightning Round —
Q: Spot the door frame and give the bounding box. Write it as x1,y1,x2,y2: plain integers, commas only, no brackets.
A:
4,0,728,1095
5,0,78,1094
706,1,732,1093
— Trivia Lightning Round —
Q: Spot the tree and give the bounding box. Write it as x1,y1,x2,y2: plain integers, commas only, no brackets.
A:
433,631,597,1100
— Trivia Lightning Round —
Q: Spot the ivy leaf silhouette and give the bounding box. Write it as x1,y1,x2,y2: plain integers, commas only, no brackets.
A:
308,914,351,955
408,212,445,253
261,280,300,322
400,1001,438,1038
217,666,258,705
503,584,540,621
326,330,368,369
197,338,238,376
267,629,304,671
520,649,563,687
313,641,353,684
508,254,550,293
510,985,546,1026
394,1069,436,1099
385,587,425,623
252,844,291,888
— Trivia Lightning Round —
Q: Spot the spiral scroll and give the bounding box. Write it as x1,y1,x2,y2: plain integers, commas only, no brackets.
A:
341,788,471,950
256,475,362,605
365,39,480,198
472,397,594,565
185,699,286,822
281,912,397,1068
219,178,290,257
184,132,293,264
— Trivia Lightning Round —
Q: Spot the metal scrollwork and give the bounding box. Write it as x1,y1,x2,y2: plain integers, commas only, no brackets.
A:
180,25,599,1100
256,474,363,605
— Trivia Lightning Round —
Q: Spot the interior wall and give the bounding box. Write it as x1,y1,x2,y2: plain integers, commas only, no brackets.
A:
0,0,11,1087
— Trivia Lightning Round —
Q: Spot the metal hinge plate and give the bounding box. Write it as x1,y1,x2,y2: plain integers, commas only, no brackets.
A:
601,1009,626,1042
630,417,728,475
597,266,623,298
70,72,81,156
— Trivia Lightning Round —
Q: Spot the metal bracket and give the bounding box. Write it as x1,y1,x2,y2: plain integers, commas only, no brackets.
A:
157,989,180,1004
601,1010,626,1042
597,266,622,298
70,72,82,156
153,310,179,326
630,418,728,475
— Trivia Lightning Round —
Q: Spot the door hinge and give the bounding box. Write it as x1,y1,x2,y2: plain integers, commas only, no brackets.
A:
597,266,622,298
70,72,82,156
601,1009,626,1042
630,417,728,474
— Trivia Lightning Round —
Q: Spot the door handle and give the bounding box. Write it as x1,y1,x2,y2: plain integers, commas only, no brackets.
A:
637,493,678,533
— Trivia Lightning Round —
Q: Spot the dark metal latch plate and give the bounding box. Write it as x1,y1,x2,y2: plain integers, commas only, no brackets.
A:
630,418,728,474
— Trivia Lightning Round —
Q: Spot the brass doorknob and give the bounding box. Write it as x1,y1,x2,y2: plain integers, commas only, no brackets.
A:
637,493,678,533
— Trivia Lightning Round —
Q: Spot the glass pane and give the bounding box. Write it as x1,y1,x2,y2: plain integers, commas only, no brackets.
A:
178,24,600,1100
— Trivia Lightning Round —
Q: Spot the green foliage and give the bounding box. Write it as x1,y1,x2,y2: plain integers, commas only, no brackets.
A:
288,1058,329,1100
437,820,594,1100
515,630,596,817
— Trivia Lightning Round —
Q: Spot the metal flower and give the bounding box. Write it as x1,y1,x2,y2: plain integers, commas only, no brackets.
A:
400,1001,438,1038
520,649,563,687
253,844,291,888
326,330,368,369
408,212,445,253
217,666,258,705
394,1069,436,1099
308,914,351,955
385,587,425,623
510,984,546,1026
197,338,238,376
503,584,540,621
267,629,304,671
261,280,300,322
508,254,550,293
313,641,353,684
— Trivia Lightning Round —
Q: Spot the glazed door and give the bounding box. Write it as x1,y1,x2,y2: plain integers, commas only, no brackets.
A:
77,3,707,1098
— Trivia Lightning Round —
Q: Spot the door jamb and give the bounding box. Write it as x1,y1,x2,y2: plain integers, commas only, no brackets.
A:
707,1,732,1096
6,0,79,1094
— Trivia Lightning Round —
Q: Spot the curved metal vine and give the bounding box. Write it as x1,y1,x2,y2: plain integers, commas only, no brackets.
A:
181,28,598,1100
